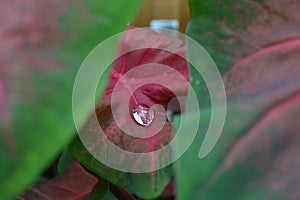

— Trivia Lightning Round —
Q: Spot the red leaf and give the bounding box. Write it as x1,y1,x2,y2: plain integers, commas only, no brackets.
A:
106,27,189,109
101,27,189,152
18,163,99,200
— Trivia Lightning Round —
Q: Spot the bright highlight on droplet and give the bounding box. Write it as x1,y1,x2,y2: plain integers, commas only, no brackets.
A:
132,104,155,127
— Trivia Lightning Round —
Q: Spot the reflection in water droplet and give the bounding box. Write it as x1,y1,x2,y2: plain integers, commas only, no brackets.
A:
132,104,154,127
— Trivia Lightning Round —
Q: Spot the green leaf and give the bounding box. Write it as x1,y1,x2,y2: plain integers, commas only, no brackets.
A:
188,0,300,74
176,91,300,199
58,148,75,174
0,1,142,199
90,180,110,200
105,191,118,200
69,136,172,199
176,0,300,199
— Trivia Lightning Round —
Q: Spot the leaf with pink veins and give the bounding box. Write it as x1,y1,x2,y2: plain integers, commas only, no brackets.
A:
69,27,190,199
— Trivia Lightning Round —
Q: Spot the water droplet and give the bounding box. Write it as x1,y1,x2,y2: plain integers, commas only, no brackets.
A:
132,104,154,127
